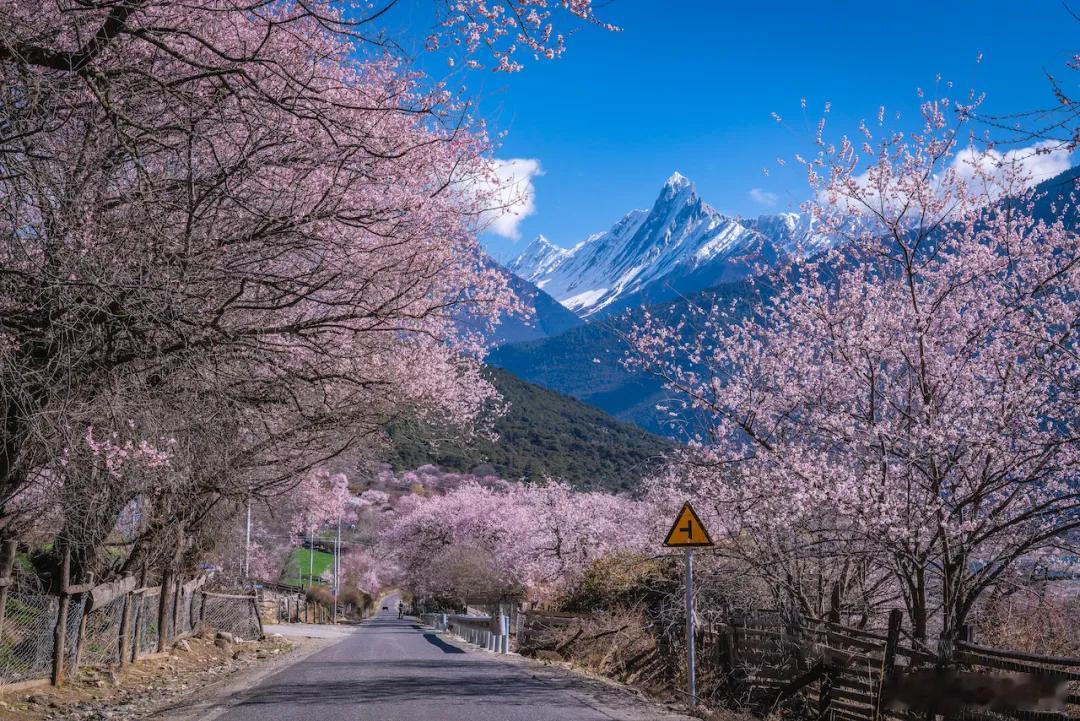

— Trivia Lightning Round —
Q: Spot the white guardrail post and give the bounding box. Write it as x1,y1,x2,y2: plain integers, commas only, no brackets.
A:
419,612,510,654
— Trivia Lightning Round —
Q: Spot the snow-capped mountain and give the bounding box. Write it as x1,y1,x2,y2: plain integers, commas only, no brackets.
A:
744,212,829,256
504,234,569,280
508,172,821,318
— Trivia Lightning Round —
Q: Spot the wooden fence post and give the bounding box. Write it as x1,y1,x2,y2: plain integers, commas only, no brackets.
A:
251,595,264,639
0,539,17,639
67,573,95,676
171,574,183,638
189,581,198,634
818,663,833,721
828,583,841,624
158,526,184,652
882,609,903,678
874,609,903,721
722,622,736,670
51,545,71,686
157,574,172,653
119,590,133,666
131,593,144,662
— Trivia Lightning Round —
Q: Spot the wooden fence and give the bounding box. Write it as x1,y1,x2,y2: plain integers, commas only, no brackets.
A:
693,608,1080,721
516,605,1079,721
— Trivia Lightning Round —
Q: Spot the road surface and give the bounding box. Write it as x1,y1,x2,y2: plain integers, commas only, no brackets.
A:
210,602,689,721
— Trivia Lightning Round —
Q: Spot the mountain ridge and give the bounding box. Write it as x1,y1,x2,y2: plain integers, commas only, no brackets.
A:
509,172,821,318
493,167,1080,437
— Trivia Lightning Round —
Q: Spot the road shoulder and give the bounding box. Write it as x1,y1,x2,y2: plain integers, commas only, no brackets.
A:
145,628,352,721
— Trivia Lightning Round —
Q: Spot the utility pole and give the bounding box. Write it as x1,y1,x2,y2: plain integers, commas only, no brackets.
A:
243,500,252,579
332,519,341,624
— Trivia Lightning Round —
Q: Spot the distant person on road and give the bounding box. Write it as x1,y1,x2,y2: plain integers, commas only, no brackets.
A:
397,602,404,619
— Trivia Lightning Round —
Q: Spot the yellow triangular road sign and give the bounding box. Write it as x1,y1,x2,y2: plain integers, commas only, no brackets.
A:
663,502,714,547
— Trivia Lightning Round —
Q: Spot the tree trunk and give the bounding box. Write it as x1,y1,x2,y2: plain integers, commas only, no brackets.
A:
0,539,18,639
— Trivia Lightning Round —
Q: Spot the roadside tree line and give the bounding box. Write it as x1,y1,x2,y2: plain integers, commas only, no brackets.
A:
0,0,604,602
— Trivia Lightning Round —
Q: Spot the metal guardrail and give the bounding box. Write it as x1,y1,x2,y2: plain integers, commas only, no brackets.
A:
419,612,510,654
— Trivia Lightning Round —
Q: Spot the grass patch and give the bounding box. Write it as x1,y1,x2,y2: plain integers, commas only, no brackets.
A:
280,547,335,587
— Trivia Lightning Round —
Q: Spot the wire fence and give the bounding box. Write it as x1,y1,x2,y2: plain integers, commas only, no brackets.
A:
175,587,191,638
0,592,58,684
0,576,261,688
78,595,127,670
200,595,261,641
136,590,161,657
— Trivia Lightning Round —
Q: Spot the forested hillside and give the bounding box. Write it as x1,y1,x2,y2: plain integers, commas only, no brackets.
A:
387,368,672,492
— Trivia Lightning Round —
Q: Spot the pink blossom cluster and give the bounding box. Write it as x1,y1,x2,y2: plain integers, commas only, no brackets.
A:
379,480,654,603
430,0,616,72
80,427,172,478
288,470,359,537
340,548,391,595
374,463,509,494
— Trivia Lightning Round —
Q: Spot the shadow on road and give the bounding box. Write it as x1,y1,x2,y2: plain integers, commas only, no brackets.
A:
421,633,466,653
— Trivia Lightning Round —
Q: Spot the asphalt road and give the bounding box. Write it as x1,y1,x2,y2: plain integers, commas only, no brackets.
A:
211,603,684,721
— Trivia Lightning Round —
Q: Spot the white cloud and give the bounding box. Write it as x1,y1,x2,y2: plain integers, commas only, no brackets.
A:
481,158,543,239
951,141,1072,189
749,188,779,207
821,141,1072,216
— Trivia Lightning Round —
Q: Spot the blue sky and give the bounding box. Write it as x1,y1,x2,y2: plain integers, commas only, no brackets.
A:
390,1,1080,261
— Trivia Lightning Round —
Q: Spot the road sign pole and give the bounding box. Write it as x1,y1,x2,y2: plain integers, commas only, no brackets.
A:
663,500,712,710
685,549,697,708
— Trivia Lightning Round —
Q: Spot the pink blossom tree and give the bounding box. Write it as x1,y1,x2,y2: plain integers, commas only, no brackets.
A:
0,0,565,584
340,548,390,596
630,94,1080,643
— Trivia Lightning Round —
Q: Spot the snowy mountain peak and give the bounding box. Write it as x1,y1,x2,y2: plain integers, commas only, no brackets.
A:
505,234,569,283
744,212,829,256
658,173,698,210
530,234,560,251
664,170,693,191
508,174,825,318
